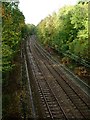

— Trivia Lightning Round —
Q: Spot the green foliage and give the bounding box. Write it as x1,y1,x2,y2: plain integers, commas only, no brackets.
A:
22,24,36,38
37,3,89,62
2,2,25,77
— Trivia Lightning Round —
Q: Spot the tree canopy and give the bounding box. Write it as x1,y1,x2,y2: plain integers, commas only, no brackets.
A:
37,2,89,64
2,2,25,77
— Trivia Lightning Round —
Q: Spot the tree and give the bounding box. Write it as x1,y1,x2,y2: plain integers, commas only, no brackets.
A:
36,3,88,62
2,2,25,77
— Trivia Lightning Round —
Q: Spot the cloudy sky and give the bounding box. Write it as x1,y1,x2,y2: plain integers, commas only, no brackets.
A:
18,0,77,25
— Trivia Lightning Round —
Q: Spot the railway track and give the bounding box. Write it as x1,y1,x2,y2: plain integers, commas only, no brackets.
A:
34,43,90,119
35,39,90,97
26,39,67,119
34,40,90,105
26,36,90,119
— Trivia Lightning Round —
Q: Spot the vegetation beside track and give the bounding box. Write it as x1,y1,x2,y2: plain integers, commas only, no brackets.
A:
2,2,36,119
36,1,90,85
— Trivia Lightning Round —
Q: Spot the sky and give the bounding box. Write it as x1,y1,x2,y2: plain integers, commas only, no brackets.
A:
18,0,77,25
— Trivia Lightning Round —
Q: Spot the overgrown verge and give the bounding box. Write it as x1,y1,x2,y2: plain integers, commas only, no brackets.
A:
2,50,22,119
2,2,25,119
2,1,37,119
36,1,90,85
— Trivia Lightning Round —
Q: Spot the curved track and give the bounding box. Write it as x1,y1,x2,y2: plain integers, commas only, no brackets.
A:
26,36,90,119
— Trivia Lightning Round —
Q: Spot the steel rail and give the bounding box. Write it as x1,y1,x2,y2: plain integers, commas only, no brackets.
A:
33,40,90,119
28,40,68,119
